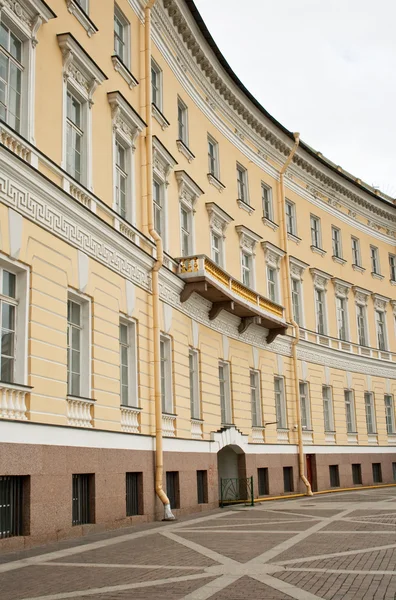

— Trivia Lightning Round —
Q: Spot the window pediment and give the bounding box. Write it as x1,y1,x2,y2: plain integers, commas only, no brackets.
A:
332,278,352,298
353,286,371,306
108,91,146,148
1,0,55,40
289,256,309,280
153,136,177,183
310,268,332,290
206,202,233,237
261,241,285,268
175,170,203,209
236,225,261,256
372,293,390,312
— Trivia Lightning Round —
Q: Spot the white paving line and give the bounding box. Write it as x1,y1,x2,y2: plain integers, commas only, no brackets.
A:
160,531,237,566
286,567,396,575
178,518,315,529
182,574,241,600
39,561,205,570
178,529,301,534
275,543,396,565
252,573,324,600
18,573,213,600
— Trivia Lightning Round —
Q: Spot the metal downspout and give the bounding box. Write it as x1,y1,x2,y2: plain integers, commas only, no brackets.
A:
278,132,313,496
145,0,175,519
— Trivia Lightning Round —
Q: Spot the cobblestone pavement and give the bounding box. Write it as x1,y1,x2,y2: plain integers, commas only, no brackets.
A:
1,487,396,599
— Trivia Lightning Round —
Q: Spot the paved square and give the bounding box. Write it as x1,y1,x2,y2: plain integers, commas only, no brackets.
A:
1,487,396,599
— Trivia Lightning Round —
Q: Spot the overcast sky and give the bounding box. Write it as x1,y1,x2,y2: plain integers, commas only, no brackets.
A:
193,0,396,197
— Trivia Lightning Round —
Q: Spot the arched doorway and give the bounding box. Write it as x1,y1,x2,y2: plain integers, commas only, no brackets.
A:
217,444,247,505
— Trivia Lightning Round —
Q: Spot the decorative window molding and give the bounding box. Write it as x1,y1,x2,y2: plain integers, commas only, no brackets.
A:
189,348,200,420
353,286,371,306
67,290,91,399
310,214,322,249
262,241,284,303
370,245,383,279
151,57,162,110
108,91,146,149
289,257,308,326
310,268,331,336
353,286,371,347
65,0,98,37
250,369,262,427
175,170,203,256
285,199,297,236
153,135,177,184
152,103,170,129
160,334,173,414
206,202,233,268
176,139,195,163
310,268,332,291
274,376,287,430
114,4,130,67
175,170,203,211
219,360,232,425
262,182,273,221
299,381,311,430
344,389,357,434
119,318,138,407
236,225,261,256
111,56,138,89
373,293,389,351
236,225,261,289
290,256,309,281
333,278,351,342
332,278,352,299
207,172,225,192
372,293,390,313
208,134,220,179
322,385,334,432
152,137,177,250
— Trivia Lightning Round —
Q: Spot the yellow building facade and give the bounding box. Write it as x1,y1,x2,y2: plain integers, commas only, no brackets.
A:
0,0,395,549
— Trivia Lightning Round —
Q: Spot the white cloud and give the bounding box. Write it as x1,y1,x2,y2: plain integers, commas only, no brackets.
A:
193,0,396,196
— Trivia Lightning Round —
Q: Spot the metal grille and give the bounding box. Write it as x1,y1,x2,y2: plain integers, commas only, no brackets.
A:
196,470,207,504
0,476,23,539
166,471,179,509
126,472,141,516
329,465,340,488
372,463,382,484
258,468,269,496
220,477,254,508
72,474,91,526
283,467,294,493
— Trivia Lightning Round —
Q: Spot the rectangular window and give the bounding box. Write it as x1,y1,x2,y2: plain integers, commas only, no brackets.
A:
119,320,137,407
177,97,188,145
329,465,340,487
322,386,334,432
180,205,192,256
0,269,16,383
115,139,128,220
267,267,277,302
114,5,129,67
189,349,200,420
357,304,368,346
151,59,162,109
393,462,396,482
160,336,172,414
258,468,269,496
236,164,248,203
153,178,164,237
364,392,376,434
344,390,356,433
372,463,382,484
66,90,84,182
310,215,321,248
375,310,387,350
352,464,362,485
291,278,302,325
211,232,223,267
315,289,326,335
208,135,219,178
250,369,262,427
241,251,252,288
299,382,311,429
283,467,294,493
385,394,395,434
370,246,380,274
0,20,23,133
76,0,88,10
67,299,82,397
196,470,208,504
285,200,296,235
126,472,142,516
389,255,396,282
274,376,287,429
219,361,232,425
262,183,273,221
0,476,26,538
332,226,342,258
336,296,348,341
72,474,94,526
351,237,361,266
166,471,180,509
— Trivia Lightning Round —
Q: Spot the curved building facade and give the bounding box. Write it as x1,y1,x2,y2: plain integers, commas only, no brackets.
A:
0,0,395,549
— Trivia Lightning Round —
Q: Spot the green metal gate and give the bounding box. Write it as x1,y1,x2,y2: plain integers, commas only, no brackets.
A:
220,476,254,508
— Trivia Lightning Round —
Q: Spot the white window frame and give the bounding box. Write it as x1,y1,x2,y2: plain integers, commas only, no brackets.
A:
274,376,287,429
160,334,173,414
211,231,223,267
299,381,311,430
236,226,261,290
385,394,396,435
315,288,326,335
375,309,388,351
241,251,253,288
267,266,278,303
75,0,88,12
0,257,29,385
219,360,232,425
285,200,297,236
351,237,361,267
262,241,284,303
177,96,188,146
370,245,380,275
119,318,138,407
332,226,343,258
67,290,91,399
189,348,200,420
58,33,106,190
289,257,308,327
250,369,262,427
262,183,273,222
236,163,249,204
310,215,321,249
333,280,351,342
389,254,396,282
151,58,162,110
344,389,356,433
152,137,177,251
322,386,334,432
207,134,219,178
180,204,193,257
311,269,330,336
114,4,130,68
175,170,202,258
364,391,377,435
206,202,233,269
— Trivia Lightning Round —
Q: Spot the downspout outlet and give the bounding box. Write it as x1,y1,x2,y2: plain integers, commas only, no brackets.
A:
163,503,175,521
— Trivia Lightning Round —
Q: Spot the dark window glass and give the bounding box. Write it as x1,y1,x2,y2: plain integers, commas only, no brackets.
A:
258,468,269,496
352,464,362,485
372,463,382,484
283,466,294,493
0,476,25,538
72,474,93,526
196,470,208,504
329,465,340,487
166,471,180,509
126,472,142,516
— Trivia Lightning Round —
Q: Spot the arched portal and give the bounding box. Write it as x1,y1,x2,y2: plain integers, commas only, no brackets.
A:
217,444,246,482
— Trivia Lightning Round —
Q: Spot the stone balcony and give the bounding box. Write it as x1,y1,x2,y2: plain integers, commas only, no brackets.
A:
177,255,287,342
0,382,31,420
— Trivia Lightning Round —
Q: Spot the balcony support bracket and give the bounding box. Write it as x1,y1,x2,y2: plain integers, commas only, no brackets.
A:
266,326,287,345
209,300,235,321
238,316,261,335
180,281,208,303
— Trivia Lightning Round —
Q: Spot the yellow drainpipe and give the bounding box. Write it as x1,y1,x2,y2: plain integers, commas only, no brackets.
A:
145,0,174,519
278,132,313,496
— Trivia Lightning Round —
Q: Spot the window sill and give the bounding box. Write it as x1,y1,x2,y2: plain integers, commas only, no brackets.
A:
207,172,225,192
120,404,142,410
352,263,365,273
311,245,326,257
111,55,139,89
66,0,98,36
67,394,95,403
287,232,301,245
390,279,396,286
152,103,170,130
332,255,347,265
176,139,195,163
371,272,384,281
236,198,254,215
262,217,279,231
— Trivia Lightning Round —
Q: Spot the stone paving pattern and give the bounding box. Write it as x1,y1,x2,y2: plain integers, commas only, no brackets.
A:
0,487,396,599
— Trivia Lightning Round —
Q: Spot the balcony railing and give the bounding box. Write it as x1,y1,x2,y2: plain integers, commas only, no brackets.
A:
0,382,30,420
162,413,176,437
121,405,141,433
252,426,265,443
67,395,94,428
191,418,203,439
